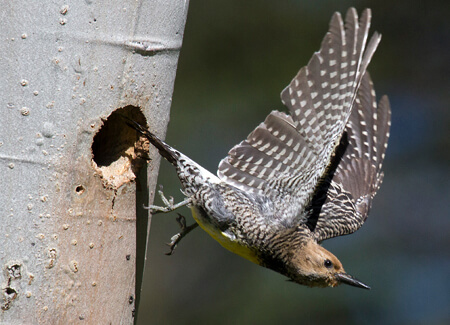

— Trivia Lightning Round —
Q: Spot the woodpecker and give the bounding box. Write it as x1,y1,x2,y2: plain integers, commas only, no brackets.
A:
126,8,391,289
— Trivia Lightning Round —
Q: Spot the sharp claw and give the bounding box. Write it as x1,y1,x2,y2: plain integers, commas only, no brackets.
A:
165,214,199,255
144,204,169,214
176,213,187,229
165,247,176,256
165,233,181,255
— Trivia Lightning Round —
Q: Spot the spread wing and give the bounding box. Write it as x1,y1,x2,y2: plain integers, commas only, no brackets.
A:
218,8,381,225
306,72,391,242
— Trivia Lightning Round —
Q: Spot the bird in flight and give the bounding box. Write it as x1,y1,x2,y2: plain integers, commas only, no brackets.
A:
126,8,391,289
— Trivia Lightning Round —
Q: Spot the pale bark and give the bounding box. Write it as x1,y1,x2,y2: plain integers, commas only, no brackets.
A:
0,1,189,323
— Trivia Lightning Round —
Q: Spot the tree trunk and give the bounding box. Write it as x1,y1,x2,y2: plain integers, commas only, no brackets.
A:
0,1,189,323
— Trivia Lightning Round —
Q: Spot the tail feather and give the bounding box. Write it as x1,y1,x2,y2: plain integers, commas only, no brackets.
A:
122,116,179,166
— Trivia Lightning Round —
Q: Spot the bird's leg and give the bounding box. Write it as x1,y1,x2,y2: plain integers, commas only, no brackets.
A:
146,185,192,215
166,213,199,255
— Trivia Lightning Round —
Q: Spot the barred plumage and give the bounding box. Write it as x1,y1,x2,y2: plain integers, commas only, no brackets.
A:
126,8,390,289
218,8,381,227
306,71,391,243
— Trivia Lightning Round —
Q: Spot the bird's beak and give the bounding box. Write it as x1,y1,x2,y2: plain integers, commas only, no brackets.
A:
335,273,371,290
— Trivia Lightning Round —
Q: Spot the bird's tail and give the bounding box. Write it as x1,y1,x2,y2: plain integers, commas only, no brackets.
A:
122,117,179,166
122,115,221,193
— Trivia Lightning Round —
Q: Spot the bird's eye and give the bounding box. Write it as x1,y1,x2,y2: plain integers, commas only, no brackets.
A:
324,259,333,268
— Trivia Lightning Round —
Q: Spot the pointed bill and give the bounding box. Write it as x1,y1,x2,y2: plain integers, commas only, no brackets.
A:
335,272,371,289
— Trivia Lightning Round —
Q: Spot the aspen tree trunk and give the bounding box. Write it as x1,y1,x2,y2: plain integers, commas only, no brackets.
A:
0,1,189,323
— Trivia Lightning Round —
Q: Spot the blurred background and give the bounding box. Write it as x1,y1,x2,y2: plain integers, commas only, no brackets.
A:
137,0,449,324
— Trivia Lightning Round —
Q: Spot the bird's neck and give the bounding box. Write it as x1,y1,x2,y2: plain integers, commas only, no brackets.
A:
257,225,312,275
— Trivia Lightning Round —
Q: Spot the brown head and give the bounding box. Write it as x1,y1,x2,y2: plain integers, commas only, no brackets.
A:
287,240,370,289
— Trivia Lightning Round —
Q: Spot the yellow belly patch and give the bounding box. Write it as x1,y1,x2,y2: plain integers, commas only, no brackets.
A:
191,207,260,265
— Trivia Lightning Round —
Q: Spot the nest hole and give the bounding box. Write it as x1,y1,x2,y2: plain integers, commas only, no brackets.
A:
92,106,150,188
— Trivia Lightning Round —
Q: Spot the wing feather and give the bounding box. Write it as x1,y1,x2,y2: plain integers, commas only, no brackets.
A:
218,8,383,226
308,72,391,242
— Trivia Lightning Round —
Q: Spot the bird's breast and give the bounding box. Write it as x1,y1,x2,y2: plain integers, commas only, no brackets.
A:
190,206,260,265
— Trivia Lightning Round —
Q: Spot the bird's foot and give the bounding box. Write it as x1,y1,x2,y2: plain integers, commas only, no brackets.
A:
146,185,191,214
166,213,199,255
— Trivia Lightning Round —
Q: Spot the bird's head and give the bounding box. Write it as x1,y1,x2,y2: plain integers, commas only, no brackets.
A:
287,240,370,289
